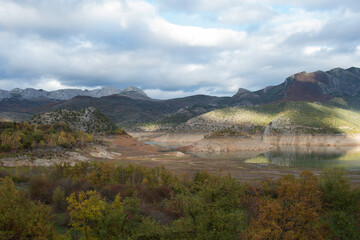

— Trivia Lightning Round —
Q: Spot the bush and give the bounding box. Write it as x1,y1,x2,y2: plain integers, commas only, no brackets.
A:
29,176,55,204
53,186,67,213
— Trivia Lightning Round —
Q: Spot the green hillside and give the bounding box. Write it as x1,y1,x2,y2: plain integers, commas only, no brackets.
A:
192,101,360,134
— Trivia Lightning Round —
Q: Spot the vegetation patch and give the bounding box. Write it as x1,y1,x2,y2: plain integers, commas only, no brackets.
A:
0,122,94,153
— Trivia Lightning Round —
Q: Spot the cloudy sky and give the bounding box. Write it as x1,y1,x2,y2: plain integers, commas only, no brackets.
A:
0,0,360,99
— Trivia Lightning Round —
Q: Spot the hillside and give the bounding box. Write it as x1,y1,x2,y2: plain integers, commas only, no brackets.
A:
178,101,360,135
0,97,58,113
0,122,94,152
27,107,117,135
40,94,231,127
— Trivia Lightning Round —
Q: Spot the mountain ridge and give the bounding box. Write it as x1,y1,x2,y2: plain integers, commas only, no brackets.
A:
232,66,360,105
1,67,360,127
0,86,150,101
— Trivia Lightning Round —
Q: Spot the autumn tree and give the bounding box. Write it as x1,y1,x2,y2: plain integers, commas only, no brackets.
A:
67,190,162,239
0,177,55,239
243,171,325,240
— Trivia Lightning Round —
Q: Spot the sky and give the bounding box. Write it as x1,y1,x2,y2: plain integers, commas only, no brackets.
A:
0,0,360,99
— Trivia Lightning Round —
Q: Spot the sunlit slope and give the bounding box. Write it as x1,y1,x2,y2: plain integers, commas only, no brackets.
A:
185,102,360,134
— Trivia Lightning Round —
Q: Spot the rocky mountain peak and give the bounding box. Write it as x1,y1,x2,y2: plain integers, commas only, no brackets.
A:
234,88,251,96
232,87,260,102
118,86,150,100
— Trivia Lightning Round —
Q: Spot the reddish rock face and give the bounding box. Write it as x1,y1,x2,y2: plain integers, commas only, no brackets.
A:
282,71,333,102
292,71,329,84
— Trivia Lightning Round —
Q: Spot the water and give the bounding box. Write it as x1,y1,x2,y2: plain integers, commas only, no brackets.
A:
189,146,360,172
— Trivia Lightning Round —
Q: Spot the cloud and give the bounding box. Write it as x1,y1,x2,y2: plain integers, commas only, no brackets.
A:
218,4,276,25
145,87,230,99
0,0,360,98
154,0,360,11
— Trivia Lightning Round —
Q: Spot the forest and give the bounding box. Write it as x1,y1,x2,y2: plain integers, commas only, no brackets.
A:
0,162,359,240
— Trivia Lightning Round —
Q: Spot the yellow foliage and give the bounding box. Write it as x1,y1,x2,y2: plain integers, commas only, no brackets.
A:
67,190,106,239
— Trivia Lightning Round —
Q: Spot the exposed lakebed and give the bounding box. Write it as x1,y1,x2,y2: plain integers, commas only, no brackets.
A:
145,140,360,172
189,146,360,172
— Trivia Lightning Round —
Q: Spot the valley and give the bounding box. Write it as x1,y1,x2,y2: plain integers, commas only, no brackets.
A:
2,1,360,237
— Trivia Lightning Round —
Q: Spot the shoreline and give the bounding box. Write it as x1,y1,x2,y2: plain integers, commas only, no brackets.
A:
129,131,360,152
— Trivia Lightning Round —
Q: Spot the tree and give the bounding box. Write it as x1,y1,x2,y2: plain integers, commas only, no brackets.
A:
320,168,360,239
243,171,325,240
168,174,246,239
67,190,106,240
67,190,159,239
0,177,55,240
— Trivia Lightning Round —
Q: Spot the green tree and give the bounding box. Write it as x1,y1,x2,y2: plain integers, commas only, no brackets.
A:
320,168,360,239
168,173,246,239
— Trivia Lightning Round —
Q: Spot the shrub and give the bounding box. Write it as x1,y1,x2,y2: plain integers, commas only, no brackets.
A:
53,186,67,213
29,176,55,204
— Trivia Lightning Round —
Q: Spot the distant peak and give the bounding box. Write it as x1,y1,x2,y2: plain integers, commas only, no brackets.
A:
235,88,251,95
10,88,22,93
118,86,150,100
121,86,144,92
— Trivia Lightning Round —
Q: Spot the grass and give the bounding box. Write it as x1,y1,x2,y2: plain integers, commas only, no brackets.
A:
244,155,270,164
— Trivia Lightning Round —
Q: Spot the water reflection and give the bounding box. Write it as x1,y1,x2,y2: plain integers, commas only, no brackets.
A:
189,146,360,171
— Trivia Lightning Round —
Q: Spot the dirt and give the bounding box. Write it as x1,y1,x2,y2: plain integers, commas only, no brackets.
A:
180,136,274,152
109,135,163,154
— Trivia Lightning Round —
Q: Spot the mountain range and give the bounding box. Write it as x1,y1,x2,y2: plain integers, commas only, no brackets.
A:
1,67,360,127
0,86,150,101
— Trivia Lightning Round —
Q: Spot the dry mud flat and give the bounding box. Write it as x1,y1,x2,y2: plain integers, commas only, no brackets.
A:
180,136,273,152
127,131,204,145
183,134,360,152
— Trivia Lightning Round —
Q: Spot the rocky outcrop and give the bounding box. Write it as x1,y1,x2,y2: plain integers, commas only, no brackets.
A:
27,107,117,134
